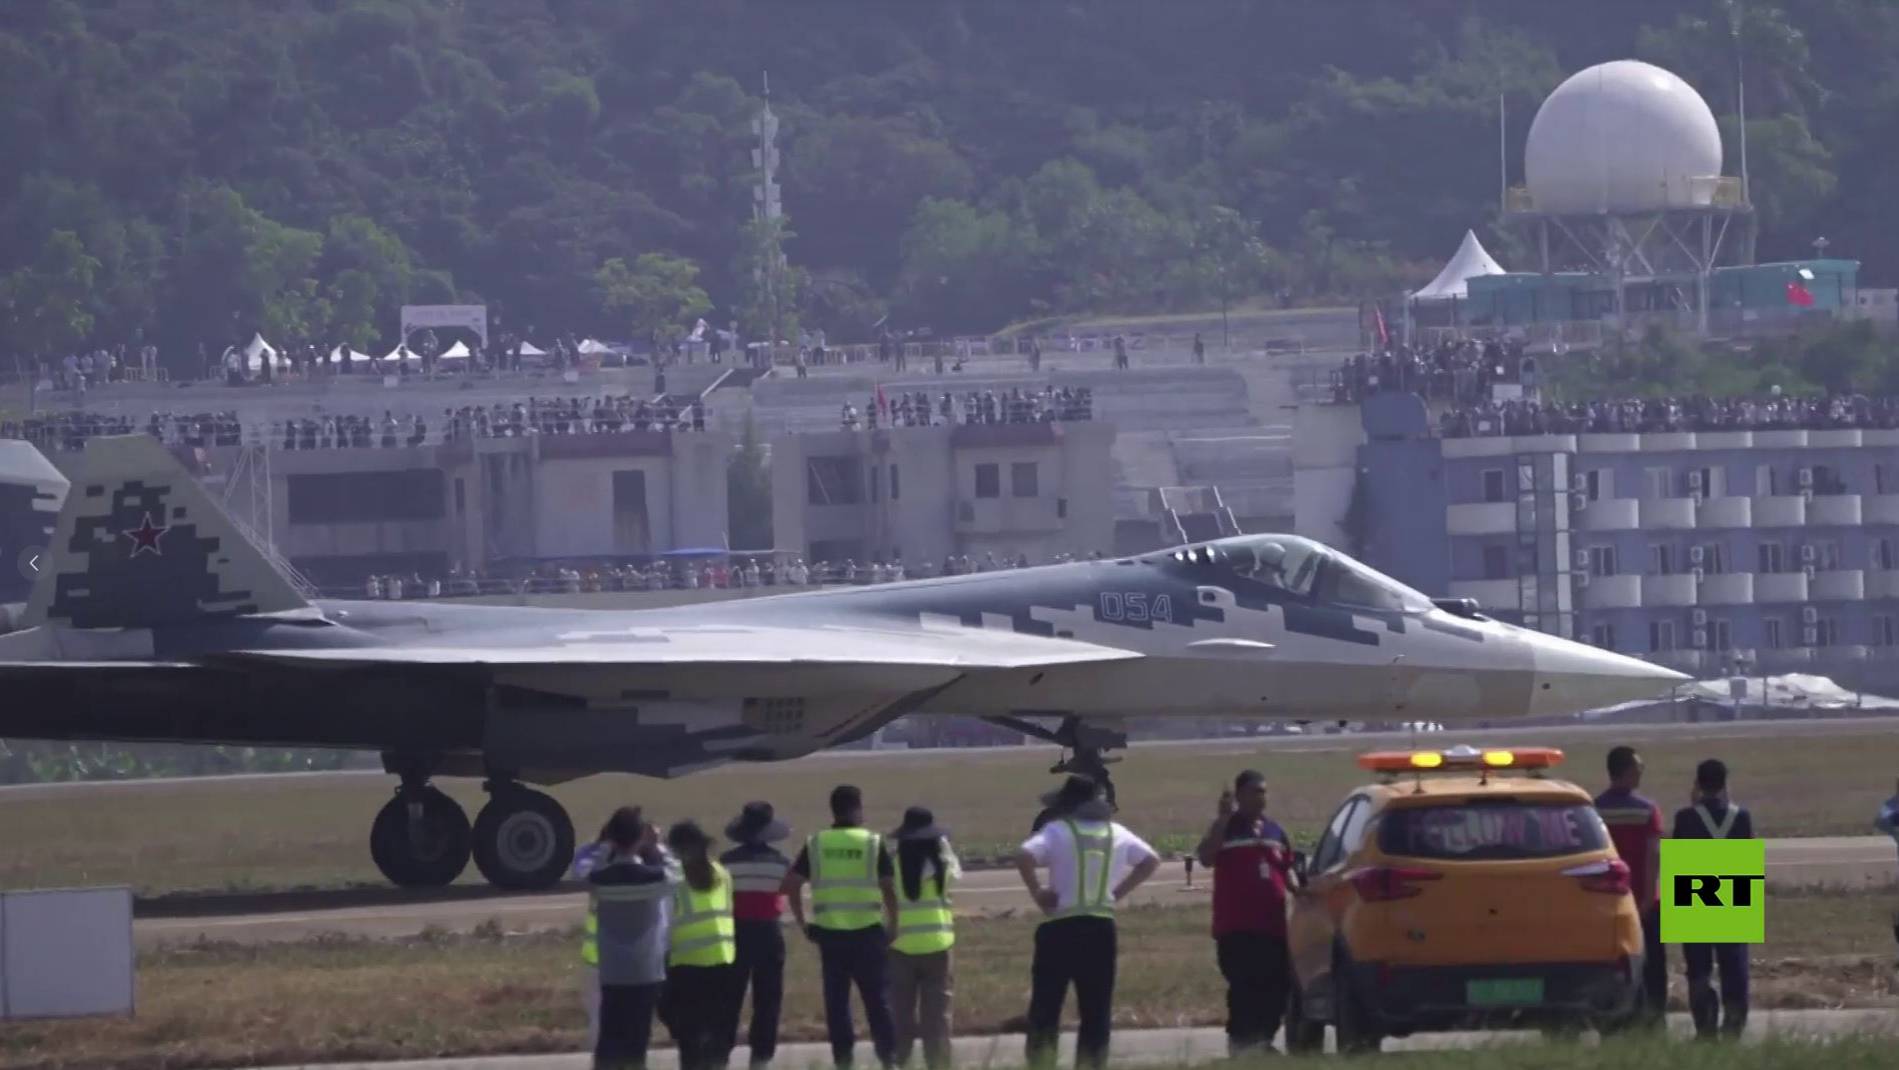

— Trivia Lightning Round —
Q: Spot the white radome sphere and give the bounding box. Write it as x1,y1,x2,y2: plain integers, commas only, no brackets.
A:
1525,60,1724,215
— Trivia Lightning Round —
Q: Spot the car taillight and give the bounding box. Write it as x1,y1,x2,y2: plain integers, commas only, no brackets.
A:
1561,858,1632,895
1348,866,1442,902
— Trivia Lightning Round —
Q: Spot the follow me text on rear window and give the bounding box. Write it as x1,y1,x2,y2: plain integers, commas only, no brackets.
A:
1381,803,1607,861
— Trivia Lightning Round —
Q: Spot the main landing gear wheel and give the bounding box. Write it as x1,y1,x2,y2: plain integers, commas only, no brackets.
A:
472,785,575,891
370,785,472,888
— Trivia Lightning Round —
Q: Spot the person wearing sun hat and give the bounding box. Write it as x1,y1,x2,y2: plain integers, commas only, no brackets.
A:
1015,776,1160,1070
887,806,961,1070
720,802,794,1069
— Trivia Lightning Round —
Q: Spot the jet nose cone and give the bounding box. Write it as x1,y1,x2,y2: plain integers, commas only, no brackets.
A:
1523,631,1691,717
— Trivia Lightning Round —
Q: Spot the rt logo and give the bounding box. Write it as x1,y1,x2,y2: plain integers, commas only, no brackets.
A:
1658,839,1765,944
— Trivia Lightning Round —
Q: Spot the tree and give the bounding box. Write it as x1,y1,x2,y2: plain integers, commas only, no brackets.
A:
895,198,1032,331
731,215,802,345
1184,206,1279,346
0,230,98,356
726,414,773,552
595,252,712,347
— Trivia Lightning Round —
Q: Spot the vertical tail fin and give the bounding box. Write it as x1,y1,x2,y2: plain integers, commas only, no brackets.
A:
21,435,309,630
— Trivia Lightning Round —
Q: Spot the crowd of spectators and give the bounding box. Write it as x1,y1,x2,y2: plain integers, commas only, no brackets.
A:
1332,338,1530,406
840,386,1095,430
2,392,713,454
2,411,249,453
355,549,1107,600
1438,392,1899,439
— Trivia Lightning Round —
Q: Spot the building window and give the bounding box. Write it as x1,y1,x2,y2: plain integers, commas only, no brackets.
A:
1762,618,1783,650
1482,545,1509,580
1590,545,1618,577
1686,466,1718,498
1590,623,1616,649
454,477,465,515
1878,538,1896,572
807,457,864,505
1813,464,1845,495
1756,465,1778,497
1644,468,1674,499
1815,619,1840,647
974,463,1000,499
1809,540,1840,570
1649,544,1674,576
1695,543,1726,575
1582,469,1604,502
1710,619,1731,652
1758,542,1784,575
1876,464,1891,495
1648,619,1676,653
889,464,900,501
1875,615,1896,648
1481,469,1506,503
1011,461,1039,498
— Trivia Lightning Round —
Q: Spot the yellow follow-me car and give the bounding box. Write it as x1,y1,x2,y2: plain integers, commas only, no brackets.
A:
1284,745,1644,1053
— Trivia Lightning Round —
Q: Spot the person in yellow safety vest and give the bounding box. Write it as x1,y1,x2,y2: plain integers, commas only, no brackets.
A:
586,807,677,1070
887,807,960,1070
1015,776,1160,1070
657,820,740,1070
780,784,900,1070
575,817,616,1055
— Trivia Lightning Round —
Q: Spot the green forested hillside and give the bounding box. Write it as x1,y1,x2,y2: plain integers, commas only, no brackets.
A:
1,0,1893,364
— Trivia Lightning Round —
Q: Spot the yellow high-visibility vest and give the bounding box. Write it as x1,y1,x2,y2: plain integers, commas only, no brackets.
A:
669,862,737,967
581,904,598,965
809,827,884,931
1051,819,1115,921
892,847,954,955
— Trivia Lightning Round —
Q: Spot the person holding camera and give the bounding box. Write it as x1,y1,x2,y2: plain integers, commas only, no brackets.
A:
1193,770,1297,1057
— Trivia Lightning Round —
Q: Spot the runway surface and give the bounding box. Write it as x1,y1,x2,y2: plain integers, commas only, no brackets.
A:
246,1011,1899,1070
134,835,1898,947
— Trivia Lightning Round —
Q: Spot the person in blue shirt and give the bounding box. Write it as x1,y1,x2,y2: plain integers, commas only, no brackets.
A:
1670,759,1754,1041
1878,780,1899,960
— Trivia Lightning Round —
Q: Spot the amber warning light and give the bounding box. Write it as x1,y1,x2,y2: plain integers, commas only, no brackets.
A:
1356,745,1565,773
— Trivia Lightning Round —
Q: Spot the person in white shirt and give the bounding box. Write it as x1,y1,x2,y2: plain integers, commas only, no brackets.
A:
1014,776,1160,1070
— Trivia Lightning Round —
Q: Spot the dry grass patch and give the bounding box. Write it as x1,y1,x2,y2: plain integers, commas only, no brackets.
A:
7,888,1899,1070
3,725,1896,895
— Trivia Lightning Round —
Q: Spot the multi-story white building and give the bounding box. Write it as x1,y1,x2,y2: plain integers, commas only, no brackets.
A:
771,421,1116,569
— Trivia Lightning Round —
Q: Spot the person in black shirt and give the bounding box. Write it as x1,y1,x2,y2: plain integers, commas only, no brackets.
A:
1671,759,1754,1040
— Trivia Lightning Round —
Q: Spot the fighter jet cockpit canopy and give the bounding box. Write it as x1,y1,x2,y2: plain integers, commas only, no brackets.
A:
1154,534,1435,614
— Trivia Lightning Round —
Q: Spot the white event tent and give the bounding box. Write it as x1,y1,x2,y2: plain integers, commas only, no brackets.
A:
1404,230,1508,340
1411,230,1507,303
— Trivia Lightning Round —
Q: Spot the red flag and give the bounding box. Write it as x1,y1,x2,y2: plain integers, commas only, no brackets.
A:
1372,304,1390,346
1785,280,1815,307
875,383,887,414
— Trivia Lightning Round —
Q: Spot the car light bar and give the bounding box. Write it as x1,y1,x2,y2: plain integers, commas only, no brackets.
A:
1357,744,1565,773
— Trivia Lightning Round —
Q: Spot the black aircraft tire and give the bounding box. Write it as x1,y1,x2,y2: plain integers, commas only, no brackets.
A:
472,788,575,891
370,787,471,888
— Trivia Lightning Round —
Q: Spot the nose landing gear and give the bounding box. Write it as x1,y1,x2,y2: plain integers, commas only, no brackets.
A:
984,714,1126,810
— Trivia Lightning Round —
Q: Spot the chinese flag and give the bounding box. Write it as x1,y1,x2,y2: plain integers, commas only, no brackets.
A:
1786,280,1816,307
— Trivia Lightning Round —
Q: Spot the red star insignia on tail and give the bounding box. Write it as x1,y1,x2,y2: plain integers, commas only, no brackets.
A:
122,512,168,557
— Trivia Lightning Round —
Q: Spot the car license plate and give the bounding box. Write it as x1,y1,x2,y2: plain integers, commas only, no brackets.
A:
1466,978,1544,1006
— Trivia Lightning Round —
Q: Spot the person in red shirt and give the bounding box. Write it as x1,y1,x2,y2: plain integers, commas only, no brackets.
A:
720,802,792,1069
1193,769,1296,1057
1593,745,1666,1025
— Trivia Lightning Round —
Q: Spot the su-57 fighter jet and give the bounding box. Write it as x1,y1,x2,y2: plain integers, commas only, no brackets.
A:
0,436,1685,890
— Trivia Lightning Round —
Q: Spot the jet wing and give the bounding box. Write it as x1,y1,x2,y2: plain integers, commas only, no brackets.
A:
220,621,1141,673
